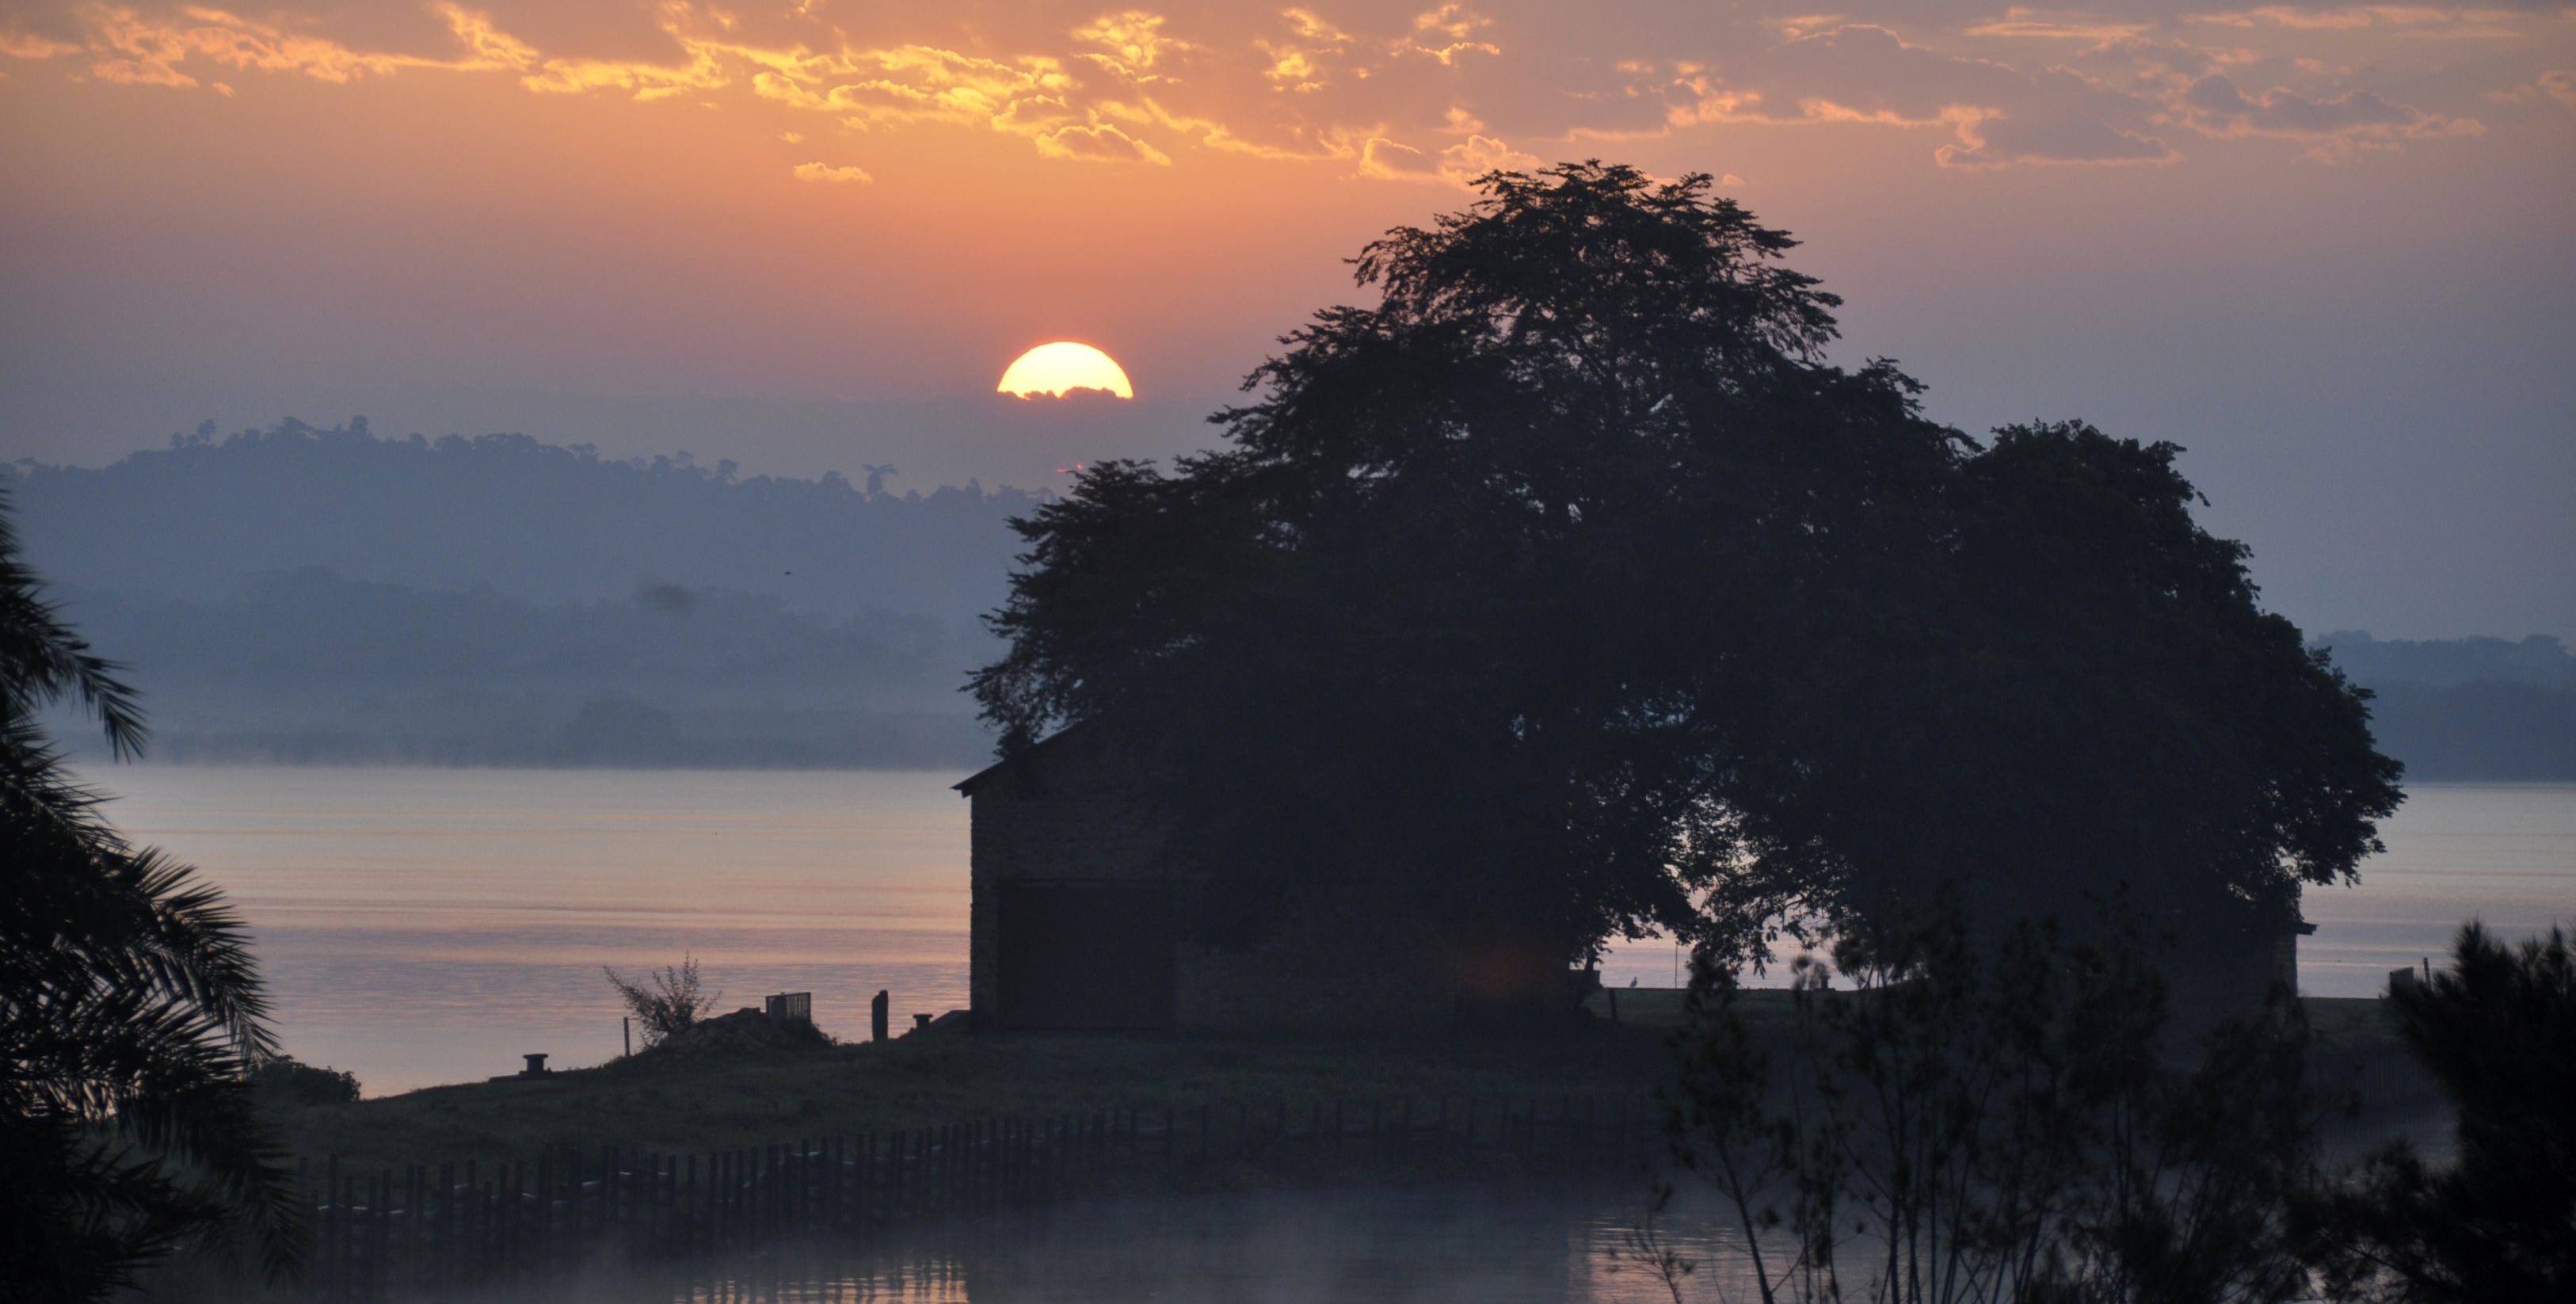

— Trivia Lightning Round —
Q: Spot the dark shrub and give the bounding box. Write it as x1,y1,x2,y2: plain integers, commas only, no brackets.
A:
248,1057,360,1108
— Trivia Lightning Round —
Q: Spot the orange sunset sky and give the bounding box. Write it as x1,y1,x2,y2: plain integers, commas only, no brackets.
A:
2,2,2571,635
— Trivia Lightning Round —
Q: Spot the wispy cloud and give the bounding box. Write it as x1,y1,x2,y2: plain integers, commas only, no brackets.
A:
1355,130,1537,185
1,28,82,59
12,0,2558,177
2175,71,2482,157
2490,67,2575,107
1073,10,1195,79
70,3,534,90
791,159,875,183
1394,2,1499,64
1032,120,1172,164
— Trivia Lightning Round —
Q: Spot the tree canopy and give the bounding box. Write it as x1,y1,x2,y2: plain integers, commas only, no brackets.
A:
971,161,2401,972
2302,922,2576,1302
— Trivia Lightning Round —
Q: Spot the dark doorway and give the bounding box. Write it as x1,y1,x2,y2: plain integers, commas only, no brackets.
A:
994,880,1176,1030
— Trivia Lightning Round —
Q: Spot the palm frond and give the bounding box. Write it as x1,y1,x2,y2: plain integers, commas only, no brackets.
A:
0,485,147,758
1,490,299,1298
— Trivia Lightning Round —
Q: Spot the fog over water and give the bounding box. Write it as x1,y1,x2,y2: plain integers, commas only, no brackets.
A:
86,768,2576,1095
210,1182,1759,1304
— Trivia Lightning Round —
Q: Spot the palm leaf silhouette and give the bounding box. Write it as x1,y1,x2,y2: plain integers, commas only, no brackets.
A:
0,486,301,1300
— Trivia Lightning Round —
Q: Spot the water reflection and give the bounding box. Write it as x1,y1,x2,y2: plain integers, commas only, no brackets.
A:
422,1183,1752,1304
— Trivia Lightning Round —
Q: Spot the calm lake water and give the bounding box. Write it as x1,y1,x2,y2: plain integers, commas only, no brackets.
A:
86,768,2576,1094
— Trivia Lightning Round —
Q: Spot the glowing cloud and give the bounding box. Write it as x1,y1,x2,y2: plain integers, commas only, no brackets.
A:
1358,132,1538,185
11,0,2559,175
0,29,81,59
1073,10,1195,79
791,160,875,183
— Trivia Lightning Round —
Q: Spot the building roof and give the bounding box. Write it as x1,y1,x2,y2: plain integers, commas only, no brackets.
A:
953,723,1091,797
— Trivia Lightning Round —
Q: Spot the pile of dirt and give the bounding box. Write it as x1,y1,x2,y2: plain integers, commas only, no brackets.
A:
642,1009,828,1061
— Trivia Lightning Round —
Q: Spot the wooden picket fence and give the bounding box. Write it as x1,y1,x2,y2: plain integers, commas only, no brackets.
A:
296,1092,1660,1298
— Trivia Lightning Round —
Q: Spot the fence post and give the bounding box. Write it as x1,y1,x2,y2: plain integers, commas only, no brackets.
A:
321,1156,339,1294
371,1169,389,1295
438,1161,455,1285
859,1133,875,1230
406,1164,423,1279
461,1159,478,1281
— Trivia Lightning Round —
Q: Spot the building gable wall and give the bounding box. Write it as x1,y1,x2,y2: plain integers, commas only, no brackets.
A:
965,740,1446,1031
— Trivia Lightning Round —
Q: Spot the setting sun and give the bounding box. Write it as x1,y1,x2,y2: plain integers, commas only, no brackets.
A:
997,341,1134,399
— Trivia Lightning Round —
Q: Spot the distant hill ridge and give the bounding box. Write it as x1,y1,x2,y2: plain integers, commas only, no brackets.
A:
2308,631,2576,782
2313,630,2576,692
13,418,1030,767
10,417,1042,622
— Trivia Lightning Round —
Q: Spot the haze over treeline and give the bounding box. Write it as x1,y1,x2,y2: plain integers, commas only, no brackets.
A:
16,418,1031,767
2314,631,2576,781
10,418,2570,776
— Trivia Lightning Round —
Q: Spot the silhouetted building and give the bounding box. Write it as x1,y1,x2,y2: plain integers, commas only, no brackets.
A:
957,728,1555,1031
2157,904,2311,1037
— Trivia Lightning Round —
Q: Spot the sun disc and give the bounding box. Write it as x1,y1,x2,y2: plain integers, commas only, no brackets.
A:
998,341,1133,399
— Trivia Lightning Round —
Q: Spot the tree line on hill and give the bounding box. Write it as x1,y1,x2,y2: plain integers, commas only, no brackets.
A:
13,418,1037,621
42,570,989,768
12,421,1029,768
2311,631,2576,780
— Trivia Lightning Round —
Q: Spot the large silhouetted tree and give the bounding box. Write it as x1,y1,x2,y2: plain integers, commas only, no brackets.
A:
971,162,2400,976
0,490,298,1300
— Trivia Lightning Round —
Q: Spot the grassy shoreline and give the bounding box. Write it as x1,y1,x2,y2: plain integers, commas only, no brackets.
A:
266,994,2442,1176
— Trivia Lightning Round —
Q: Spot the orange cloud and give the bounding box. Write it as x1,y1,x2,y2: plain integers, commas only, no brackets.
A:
13,0,2543,177
436,4,535,71
2490,68,2575,108
1282,9,1351,46
1356,131,1535,185
2174,71,2483,157
1073,10,1195,80
1964,9,2156,47
2184,6,2528,39
1396,2,1498,63
521,50,723,99
74,2,532,90
791,160,875,183
1098,96,1362,161
1,29,82,59
1412,3,1487,41
1033,120,1172,164
1658,25,2180,170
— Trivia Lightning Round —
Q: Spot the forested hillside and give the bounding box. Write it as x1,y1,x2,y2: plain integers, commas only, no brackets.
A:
16,419,1029,766
16,418,1037,620
2313,631,2576,780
